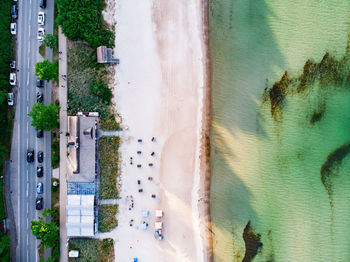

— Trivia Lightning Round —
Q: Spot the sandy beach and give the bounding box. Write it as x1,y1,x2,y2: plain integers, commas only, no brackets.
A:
103,0,210,261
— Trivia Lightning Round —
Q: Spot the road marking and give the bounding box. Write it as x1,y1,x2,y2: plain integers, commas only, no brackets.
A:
26,183,28,197
27,58,30,70
26,122,29,133
26,138,28,148
27,73,29,85
17,116,20,246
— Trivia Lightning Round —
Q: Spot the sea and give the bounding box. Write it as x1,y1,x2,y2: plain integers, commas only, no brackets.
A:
209,1,350,261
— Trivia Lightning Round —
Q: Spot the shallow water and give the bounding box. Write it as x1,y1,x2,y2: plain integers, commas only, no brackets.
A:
209,1,350,261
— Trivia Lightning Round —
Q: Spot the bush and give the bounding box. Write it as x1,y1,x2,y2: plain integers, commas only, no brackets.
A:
57,0,114,48
90,82,113,105
98,205,118,232
69,238,114,262
99,137,119,199
43,34,57,49
28,103,60,131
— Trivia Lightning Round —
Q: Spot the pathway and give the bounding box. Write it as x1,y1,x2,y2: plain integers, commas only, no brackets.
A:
97,130,124,137
98,199,119,205
58,26,68,262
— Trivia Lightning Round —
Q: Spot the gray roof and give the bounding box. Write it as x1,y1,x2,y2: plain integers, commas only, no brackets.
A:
67,116,98,182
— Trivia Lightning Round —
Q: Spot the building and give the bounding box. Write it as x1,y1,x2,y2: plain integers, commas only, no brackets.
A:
66,115,98,237
96,46,119,64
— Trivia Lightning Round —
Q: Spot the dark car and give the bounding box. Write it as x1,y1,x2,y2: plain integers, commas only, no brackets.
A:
37,92,43,103
36,129,43,138
35,197,43,210
11,5,18,19
37,166,43,177
27,149,34,163
37,151,43,163
40,0,46,9
36,182,43,194
36,77,43,88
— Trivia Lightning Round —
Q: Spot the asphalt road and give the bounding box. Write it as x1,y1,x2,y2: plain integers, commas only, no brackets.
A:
13,0,54,260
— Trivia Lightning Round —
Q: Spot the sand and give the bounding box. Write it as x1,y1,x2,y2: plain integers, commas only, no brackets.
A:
101,0,210,261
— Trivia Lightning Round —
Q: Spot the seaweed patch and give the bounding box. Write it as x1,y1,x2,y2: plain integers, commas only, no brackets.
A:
242,221,263,262
320,142,350,206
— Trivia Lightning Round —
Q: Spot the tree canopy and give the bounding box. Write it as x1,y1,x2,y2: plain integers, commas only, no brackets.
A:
31,218,59,249
35,60,58,81
28,103,60,131
0,234,10,261
43,34,57,49
56,0,114,48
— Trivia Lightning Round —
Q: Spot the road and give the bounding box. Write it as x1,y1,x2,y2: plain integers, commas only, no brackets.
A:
12,0,55,260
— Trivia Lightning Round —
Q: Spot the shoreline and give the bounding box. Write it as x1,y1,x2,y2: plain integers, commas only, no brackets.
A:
197,0,213,261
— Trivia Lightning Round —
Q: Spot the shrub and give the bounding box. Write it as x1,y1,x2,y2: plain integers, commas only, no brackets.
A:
90,82,113,105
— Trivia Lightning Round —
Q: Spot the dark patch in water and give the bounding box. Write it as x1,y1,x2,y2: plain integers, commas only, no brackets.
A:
242,221,262,262
320,142,350,206
310,104,326,125
266,71,290,121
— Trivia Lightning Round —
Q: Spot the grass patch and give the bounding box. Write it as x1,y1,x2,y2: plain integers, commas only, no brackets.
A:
98,136,119,199
39,44,46,58
38,242,44,261
99,112,120,131
67,41,114,117
51,130,60,168
51,178,60,226
0,180,5,219
69,238,114,262
98,205,118,232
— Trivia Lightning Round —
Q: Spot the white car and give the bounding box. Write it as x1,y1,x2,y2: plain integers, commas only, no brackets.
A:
38,12,45,26
37,28,45,41
9,73,16,86
7,93,14,106
10,23,16,35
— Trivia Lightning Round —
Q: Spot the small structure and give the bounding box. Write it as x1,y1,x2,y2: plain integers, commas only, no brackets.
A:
96,46,119,64
68,250,79,258
155,210,163,218
142,210,149,217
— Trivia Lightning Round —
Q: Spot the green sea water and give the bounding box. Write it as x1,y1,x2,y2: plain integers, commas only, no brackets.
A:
209,1,350,261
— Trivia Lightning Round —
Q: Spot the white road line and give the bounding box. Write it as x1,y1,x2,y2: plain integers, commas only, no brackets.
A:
26,122,29,133
26,138,28,148
27,74,29,85
27,58,30,70
17,118,20,246
26,183,28,197
27,92,29,102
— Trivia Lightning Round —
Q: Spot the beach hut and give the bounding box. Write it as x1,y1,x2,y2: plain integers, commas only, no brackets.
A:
155,209,163,218
140,221,148,230
155,222,162,230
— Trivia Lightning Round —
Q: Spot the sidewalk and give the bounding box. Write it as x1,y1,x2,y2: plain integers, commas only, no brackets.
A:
58,26,68,262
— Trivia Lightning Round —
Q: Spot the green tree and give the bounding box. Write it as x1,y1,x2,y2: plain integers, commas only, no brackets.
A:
28,103,60,131
30,218,59,249
90,82,113,104
43,34,57,49
35,60,58,81
0,234,10,261
0,91,8,104
40,256,54,262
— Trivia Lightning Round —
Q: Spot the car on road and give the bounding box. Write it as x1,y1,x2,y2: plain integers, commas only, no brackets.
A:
11,5,18,19
35,197,43,210
37,151,43,163
10,61,16,69
27,149,34,163
10,23,16,35
37,28,45,41
36,182,43,194
37,92,43,103
38,12,45,25
37,129,43,138
37,166,43,177
40,0,46,9
9,72,16,86
7,93,14,106
36,77,44,88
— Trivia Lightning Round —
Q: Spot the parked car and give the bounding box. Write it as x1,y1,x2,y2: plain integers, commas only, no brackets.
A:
36,77,44,88
7,93,14,106
38,12,45,25
37,28,45,41
27,149,34,163
9,72,16,86
35,197,43,210
36,182,43,194
37,151,43,163
11,5,18,19
37,92,43,103
10,23,16,35
40,0,46,9
37,166,43,177
10,61,16,69
36,129,43,138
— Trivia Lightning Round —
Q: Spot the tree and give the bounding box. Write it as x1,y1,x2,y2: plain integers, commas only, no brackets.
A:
90,82,113,104
0,234,10,261
30,217,59,249
43,34,57,49
28,103,60,131
35,60,58,81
